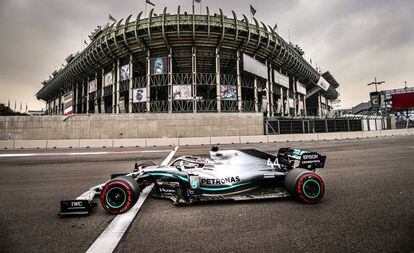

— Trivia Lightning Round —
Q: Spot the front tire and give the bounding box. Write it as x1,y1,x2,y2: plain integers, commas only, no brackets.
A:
100,176,140,214
285,168,325,204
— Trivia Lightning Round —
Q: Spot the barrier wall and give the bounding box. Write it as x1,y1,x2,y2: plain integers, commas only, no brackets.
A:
0,129,412,150
0,113,263,140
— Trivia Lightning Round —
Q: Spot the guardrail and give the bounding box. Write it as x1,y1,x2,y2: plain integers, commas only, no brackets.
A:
0,129,412,150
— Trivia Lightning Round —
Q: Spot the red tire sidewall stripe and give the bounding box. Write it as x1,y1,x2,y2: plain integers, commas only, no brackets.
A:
296,173,325,204
100,181,133,214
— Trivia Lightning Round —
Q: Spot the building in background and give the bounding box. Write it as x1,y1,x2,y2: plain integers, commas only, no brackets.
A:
36,7,339,119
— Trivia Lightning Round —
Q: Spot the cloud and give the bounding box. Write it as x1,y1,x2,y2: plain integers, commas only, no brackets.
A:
0,0,412,109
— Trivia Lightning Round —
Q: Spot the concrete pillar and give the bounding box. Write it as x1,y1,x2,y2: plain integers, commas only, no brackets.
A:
128,55,133,113
81,81,85,114
115,59,120,113
101,68,105,113
318,93,322,117
236,50,242,112
111,63,116,113
86,77,90,114
146,50,151,112
280,86,283,116
254,77,258,112
286,87,290,116
265,61,270,115
192,46,197,113
168,48,173,113
303,93,307,117
292,77,297,117
215,48,221,112
269,63,274,116
94,72,98,114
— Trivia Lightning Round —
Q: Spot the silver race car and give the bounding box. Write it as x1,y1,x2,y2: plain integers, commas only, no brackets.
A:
60,146,326,215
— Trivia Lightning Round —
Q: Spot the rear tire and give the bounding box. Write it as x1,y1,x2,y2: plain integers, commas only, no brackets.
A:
100,176,140,214
285,168,325,204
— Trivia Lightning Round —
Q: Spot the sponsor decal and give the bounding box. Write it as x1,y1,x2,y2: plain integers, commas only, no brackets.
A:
220,85,237,101
88,79,97,93
71,201,83,207
151,57,168,75
120,64,130,81
172,85,192,100
104,71,114,86
201,176,240,185
133,88,147,103
316,76,330,91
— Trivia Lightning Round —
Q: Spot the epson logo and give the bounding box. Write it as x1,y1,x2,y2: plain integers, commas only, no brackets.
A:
303,154,318,160
71,201,83,207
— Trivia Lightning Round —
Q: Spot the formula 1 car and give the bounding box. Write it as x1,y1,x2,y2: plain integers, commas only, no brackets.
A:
59,146,326,216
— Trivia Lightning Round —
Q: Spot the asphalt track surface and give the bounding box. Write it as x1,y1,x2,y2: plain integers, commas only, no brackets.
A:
0,136,413,253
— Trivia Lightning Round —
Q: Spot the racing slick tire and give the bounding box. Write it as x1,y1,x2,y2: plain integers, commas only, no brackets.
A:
285,168,325,204
100,176,140,214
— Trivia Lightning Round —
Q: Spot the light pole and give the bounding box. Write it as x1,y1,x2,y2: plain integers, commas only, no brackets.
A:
367,77,385,92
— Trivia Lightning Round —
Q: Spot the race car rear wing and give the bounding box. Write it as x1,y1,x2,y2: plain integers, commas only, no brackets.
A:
277,148,326,170
298,152,326,170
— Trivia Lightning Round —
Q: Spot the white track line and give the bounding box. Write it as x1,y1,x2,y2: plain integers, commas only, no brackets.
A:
86,184,154,253
0,150,171,158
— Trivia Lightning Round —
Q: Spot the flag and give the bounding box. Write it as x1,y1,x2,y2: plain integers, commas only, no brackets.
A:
108,14,117,23
310,58,312,65
26,103,28,112
273,23,277,31
84,39,88,45
146,0,155,6
7,100,10,108
250,4,256,16
194,0,201,2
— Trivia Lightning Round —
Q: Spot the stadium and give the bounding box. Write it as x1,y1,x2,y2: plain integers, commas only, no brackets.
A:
36,7,339,119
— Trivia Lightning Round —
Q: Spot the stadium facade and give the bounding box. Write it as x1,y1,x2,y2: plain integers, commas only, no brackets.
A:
37,7,339,118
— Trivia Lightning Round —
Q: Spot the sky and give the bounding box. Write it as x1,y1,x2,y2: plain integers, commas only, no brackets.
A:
0,0,413,110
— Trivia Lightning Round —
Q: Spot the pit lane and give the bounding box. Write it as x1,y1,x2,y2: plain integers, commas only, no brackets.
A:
0,136,413,252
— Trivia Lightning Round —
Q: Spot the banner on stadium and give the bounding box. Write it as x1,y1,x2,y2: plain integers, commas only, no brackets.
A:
118,96,126,113
276,99,282,114
316,76,330,91
173,85,192,100
297,82,306,95
88,79,97,93
63,91,73,115
370,92,381,108
391,92,414,109
299,100,304,110
220,85,237,101
94,103,99,114
284,100,289,114
151,57,168,75
120,64,130,81
288,98,295,108
274,70,289,88
243,54,268,79
132,88,147,103
104,71,114,86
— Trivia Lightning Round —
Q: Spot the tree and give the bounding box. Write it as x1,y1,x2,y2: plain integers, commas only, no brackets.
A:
0,103,29,116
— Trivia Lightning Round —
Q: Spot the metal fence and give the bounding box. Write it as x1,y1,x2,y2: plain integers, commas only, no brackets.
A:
266,117,367,135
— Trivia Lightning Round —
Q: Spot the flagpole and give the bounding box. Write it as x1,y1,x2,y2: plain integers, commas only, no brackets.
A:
192,0,195,16
145,2,147,18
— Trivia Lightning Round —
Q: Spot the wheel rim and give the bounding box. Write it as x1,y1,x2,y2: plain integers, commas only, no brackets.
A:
105,186,127,209
302,178,321,199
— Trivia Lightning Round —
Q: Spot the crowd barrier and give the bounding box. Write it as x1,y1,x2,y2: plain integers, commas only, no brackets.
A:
0,128,412,150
